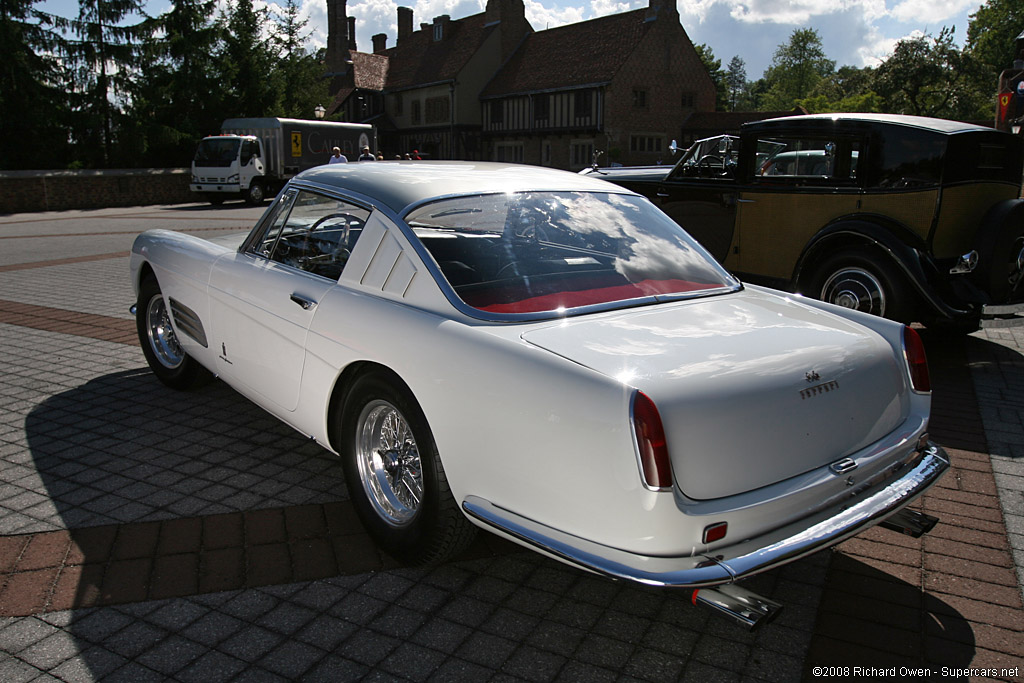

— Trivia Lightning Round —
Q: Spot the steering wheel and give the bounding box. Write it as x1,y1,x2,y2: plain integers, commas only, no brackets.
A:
697,154,723,174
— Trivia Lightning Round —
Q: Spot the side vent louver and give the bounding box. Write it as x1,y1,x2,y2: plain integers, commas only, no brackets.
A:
168,298,209,348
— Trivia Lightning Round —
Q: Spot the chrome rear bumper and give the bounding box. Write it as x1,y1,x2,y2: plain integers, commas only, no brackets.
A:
463,443,948,589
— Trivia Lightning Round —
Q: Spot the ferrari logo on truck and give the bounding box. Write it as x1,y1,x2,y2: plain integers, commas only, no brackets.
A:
290,132,302,157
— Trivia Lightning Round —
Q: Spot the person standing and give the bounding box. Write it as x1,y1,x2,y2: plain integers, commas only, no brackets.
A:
328,147,348,164
358,146,375,161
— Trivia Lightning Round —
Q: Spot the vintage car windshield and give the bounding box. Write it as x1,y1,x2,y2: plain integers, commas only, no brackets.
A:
406,191,736,315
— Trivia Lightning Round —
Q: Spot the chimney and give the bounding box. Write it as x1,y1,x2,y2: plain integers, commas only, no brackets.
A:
397,6,413,43
484,0,530,61
646,0,678,22
325,0,349,74
372,33,387,54
420,23,430,31
347,16,357,50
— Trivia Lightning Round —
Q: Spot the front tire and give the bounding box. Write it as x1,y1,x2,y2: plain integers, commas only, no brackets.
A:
136,274,212,390
339,371,476,565
810,247,916,322
245,182,265,205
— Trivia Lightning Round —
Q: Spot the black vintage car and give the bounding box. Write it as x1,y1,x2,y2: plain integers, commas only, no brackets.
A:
584,114,1024,329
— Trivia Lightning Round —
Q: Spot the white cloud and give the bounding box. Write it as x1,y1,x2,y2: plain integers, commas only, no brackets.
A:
889,0,977,24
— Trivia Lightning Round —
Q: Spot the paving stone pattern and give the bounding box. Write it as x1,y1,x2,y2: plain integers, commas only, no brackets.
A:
1,206,1022,682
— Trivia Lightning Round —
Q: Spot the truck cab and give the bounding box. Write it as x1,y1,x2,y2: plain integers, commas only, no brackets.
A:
191,134,268,205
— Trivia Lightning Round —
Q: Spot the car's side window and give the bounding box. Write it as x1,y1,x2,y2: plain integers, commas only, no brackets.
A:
754,137,860,184
266,190,370,281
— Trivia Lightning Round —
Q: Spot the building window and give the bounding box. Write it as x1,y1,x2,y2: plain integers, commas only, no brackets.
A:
433,23,443,41
574,90,591,119
426,96,449,124
630,135,663,153
632,89,647,108
490,100,504,126
570,139,594,169
494,142,524,163
681,91,695,108
533,95,549,124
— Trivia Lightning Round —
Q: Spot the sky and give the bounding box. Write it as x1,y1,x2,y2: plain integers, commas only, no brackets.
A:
40,0,987,80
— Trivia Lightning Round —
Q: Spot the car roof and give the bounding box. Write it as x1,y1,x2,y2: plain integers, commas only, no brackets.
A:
746,113,993,135
293,161,631,215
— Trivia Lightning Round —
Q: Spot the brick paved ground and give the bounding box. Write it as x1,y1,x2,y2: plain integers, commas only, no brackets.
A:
1,206,1021,682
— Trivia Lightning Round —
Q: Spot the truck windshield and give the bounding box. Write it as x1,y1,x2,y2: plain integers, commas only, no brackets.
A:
195,138,240,167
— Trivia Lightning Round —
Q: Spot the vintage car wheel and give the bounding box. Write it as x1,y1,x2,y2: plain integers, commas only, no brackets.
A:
813,248,913,322
136,275,212,390
974,201,1024,303
245,182,265,205
340,371,476,565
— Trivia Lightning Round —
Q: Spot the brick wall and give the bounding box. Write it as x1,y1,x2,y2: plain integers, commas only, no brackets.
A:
604,17,716,167
0,169,194,213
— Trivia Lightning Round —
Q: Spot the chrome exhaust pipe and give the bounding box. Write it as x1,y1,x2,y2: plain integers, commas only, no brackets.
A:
879,508,938,538
691,583,783,630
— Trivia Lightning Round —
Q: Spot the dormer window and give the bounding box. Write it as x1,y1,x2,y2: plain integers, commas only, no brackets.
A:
434,23,443,41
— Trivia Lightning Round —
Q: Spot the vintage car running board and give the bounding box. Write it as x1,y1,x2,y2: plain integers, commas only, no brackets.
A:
691,583,783,630
879,507,939,538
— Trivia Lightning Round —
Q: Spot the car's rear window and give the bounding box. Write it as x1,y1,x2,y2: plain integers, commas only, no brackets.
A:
405,191,735,315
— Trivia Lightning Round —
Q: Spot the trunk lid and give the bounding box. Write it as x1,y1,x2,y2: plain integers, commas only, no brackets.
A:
521,290,909,499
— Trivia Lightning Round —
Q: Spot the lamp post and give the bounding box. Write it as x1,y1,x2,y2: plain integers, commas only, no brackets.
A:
314,104,326,120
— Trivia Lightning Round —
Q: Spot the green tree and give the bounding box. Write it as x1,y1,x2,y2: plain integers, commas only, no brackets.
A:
220,0,281,117
797,65,881,113
131,0,224,165
760,28,835,110
873,28,988,119
274,0,329,119
967,0,1024,74
725,56,746,112
67,0,146,166
0,0,71,168
694,43,727,111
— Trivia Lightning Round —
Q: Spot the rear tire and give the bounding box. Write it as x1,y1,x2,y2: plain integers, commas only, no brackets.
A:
810,247,916,322
136,274,212,390
338,371,476,565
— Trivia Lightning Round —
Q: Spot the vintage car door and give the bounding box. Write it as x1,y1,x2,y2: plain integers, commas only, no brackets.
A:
653,138,739,264
207,187,369,412
733,135,863,284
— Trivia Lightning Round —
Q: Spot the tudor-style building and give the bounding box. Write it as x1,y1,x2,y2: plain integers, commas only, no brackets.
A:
326,0,716,167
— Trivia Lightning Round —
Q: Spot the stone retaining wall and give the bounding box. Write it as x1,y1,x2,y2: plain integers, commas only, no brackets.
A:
0,168,193,213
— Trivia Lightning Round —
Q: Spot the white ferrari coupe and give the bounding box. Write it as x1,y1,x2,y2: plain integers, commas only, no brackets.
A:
131,162,948,627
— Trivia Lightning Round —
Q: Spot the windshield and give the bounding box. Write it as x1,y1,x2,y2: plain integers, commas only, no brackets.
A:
194,138,241,167
673,135,739,178
406,191,736,316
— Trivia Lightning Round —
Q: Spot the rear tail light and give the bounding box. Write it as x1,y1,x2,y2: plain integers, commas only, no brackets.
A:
902,326,931,393
632,391,672,489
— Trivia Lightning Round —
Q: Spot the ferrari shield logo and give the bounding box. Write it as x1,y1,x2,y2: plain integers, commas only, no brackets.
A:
290,131,302,157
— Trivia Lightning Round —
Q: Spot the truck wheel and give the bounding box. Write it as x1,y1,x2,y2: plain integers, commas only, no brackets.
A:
245,182,265,205
811,247,915,322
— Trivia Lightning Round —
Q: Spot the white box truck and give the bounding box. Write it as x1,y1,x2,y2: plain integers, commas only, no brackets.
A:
190,117,375,205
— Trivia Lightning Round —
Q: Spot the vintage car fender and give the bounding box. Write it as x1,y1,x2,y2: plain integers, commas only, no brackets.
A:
793,218,977,320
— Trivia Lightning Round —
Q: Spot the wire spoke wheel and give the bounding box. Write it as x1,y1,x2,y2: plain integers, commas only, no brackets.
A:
145,293,185,369
355,399,424,527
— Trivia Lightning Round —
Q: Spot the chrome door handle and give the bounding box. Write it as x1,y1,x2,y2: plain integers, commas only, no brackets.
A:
656,191,670,198
290,294,317,310
736,198,756,203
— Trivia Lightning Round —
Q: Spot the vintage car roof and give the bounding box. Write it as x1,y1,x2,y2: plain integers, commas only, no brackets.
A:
294,161,631,215
746,113,992,135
